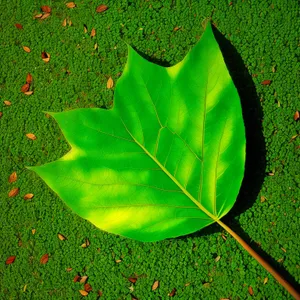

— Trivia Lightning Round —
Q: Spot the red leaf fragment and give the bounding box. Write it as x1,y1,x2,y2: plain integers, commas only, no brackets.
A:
40,253,49,264
26,73,33,84
261,79,271,85
73,274,81,282
294,111,299,121
41,5,51,13
15,23,23,29
6,255,16,264
21,83,30,93
96,4,108,13
8,188,19,197
248,286,254,296
84,283,92,292
8,171,17,183
168,288,176,297
128,277,137,283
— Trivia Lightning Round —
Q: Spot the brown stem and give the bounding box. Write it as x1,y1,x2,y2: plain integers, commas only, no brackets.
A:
216,219,300,300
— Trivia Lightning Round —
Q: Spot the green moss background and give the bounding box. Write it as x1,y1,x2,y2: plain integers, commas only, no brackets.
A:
1,0,299,299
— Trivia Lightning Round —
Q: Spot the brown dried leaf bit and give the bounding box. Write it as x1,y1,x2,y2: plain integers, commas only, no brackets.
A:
24,91,34,96
23,46,31,53
0,112,3,118
66,2,76,8
34,14,43,19
151,280,159,291
31,228,36,234
90,28,96,37
40,253,49,264
21,83,30,93
41,5,51,13
84,283,92,292
248,286,254,296
73,274,81,282
168,288,176,297
263,277,268,284
26,133,36,140
24,193,34,200
97,290,103,296
62,18,67,27
15,23,23,29
80,275,88,284
261,79,271,85
8,188,19,197
107,77,113,89
83,24,88,33
57,233,66,241
294,111,299,121
4,100,11,106
79,290,88,296
26,73,33,84
128,277,137,284
6,255,16,265
96,4,108,13
9,172,17,183
40,13,51,20
41,51,50,63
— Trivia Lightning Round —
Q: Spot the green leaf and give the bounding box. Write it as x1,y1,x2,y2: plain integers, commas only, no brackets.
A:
26,23,245,242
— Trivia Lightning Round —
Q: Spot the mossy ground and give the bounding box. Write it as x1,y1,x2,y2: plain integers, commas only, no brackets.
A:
1,0,299,299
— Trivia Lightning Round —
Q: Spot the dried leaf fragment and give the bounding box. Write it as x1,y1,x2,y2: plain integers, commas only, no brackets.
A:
40,253,49,264
115,259,122,263
9,171,17,183
62,18,67,27
215,255,221,262
6,255,16,265
66,267,73,272
66,2,76,8
83,24,88,33
21,83,30,93
26,73,33,84
80,275,88,284
294,111,299,121
26,133,36,140
4,100,11,106
15,23,23,29
40,13,51,20
152,280,159,291
79,290,88,296
32,229,36,234
73,274,81,282
24,91,34,96
58,233,67,240
248,286,254,296
107,77,113,89
260,196,266,203
34,13,43,19
8,188,19,197
0,112,3,118
90,28,96,37
261,79,271,85
23,46,31,53
168,288,176,297
96,4,108,13
41,5,51,13
263,277,268,284
84,283,92,292
41,51,50,62
24,193,34,200
128,277,137,283
97,290,103,296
